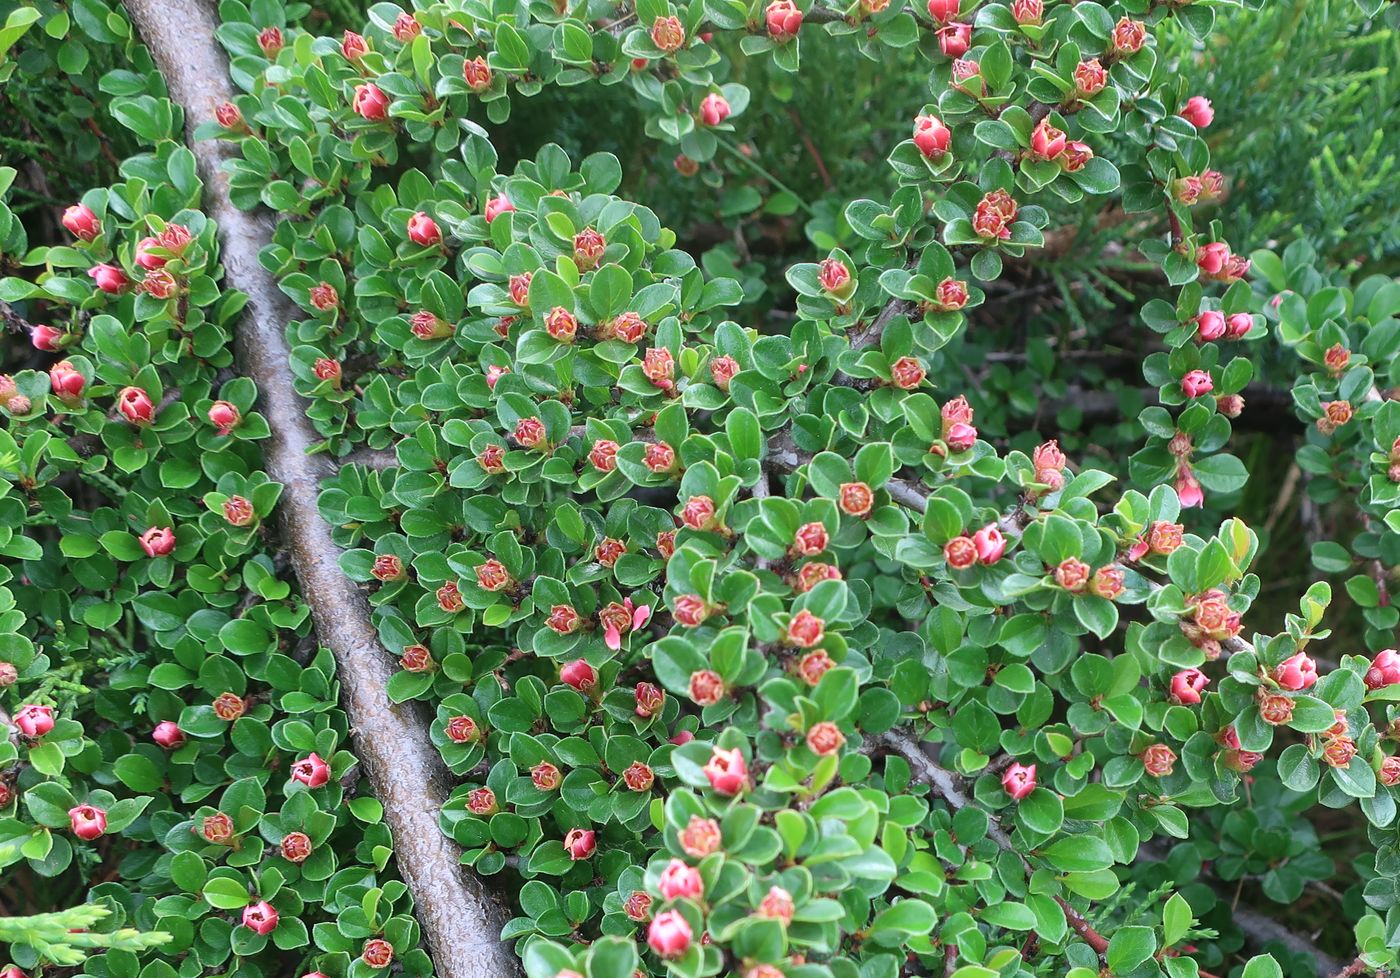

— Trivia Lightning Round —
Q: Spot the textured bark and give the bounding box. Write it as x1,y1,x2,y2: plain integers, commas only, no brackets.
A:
117,3,519,975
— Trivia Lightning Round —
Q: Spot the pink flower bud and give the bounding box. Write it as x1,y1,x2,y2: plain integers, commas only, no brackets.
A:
787,609,826,647
1226,312,1252,339
47,360,84,402
1259,692,1294,725
926,0,959,22
680,494,717,531
647,910,692,958
643,347,675,390
341,30,368,61
839,481,874,517
699,93,731,127
545,306,578,343
292,752,330,788
1002,761,1035,800
257,27,283,58
818,257,853,299
1180,96,1214,129
352,82,390,121
1061,141,1094,171
1181,369,1213,397
400,645,434,673
208,400,241,435
29,324,65,352
309,282,338,311
446,715,479,744
135,237,166,271
560,658,596,691
1074,58,1107,97
934,276,969,312
1169,667,1209,704
913,113,952,159
806,721,845,756
679,815,721,857
139,526,176,558
1141,743,1177,777
1111,16,1146,55
153,721,185,748
88,263,129,294
945,421,977,453
937,22,972,57
313,358,342,385
484,194,515,223
1381,756,1400,787
689,669,726,706
280,831,313,862
1175,470,1204,508
243,900,279,935
659,858,704,900
514,417,548,450
63,203,100,241
973,524,1005,564
215,101,244,129
645,441,677,473
651,15,686,52
1195,310,1226,342
1029,118,1066,160
69,804,107,841
758,886,795,924
463,56,493,91
406,211,441,246
1054,557,1090,592
766,0,803,40
1090,565,1124,600
1274,652,1318,691
709,355,739,389
1196,241,1230,276
1011,0,1041,24
625,890,653,922
703,746,748,795
791,522,829,557
1217,393,1245,418
1365,649,1400,690
362,939,394,969
944,535,977,569
15,704,54,738
392,11,421,40
564,827,596,860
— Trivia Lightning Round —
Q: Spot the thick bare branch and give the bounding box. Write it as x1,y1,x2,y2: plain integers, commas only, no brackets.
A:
118,3,518,976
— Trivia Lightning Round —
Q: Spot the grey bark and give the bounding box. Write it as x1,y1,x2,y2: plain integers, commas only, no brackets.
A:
117,2,519,975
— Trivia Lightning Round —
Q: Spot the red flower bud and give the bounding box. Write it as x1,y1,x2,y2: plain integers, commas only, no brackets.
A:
363,939,395,968
200,812,236,844
400,645,434,673
313,358,342,385
89,263,130,294
475,559,513,592
973,524,1005,564
560,658,596,691
1181,369,1213,398
257,27,283,58
889,355,925,389
703,746,748,795
1030,118,1067,160
680,494,717,531
30,325,67,351
1170,667,1209,705
242,900,278,935
926,0,959,22
406,211,441,246
935,277,969,311
1259,692,1294,725
281,831,313,862
514,417,548,450
648,910,692,958
838,481,874,517
463,56,493,91
223,496,255,527
1381,756,1400,787
446,715,479,744
215,101,244,129
573,227,606,270
766,0,803,40
1054,557,1090,592
673,595,709,627
623,760,655,791
787,609,825,648
309,282,338,311
1074,58,1107,97
548,605,582,635
531,761,561,789
1111,16,1146,55
466,787,498,816
63,203,101,241
1274,652,1318,691
371,554,405,582
635,682,665,717
1011,0,1041,24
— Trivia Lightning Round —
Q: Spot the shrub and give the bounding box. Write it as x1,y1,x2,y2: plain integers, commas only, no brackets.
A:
3,2,1400,978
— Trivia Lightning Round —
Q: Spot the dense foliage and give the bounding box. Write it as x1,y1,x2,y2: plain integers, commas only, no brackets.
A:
4,2,1400,978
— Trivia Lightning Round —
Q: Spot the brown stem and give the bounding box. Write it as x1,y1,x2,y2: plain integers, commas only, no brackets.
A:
117,3,520,977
